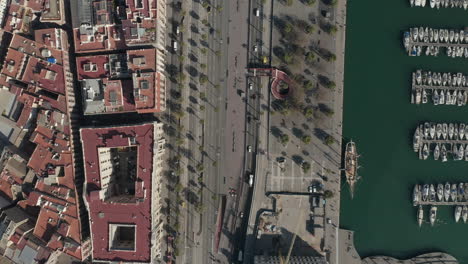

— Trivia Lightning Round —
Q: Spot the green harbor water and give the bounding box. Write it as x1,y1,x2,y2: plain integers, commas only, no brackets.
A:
341,0,468,263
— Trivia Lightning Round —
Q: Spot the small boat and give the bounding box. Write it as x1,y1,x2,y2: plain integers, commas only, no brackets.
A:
445,182,451,202
419,27,425,41
459,144,465,161
433,90,439,105
424,122,430,139
439,90,445,104
442,123,448,139
430,124,436,139
413,184,421,206
455,206,462,223
410,0,416,6
422,184,429,201
416,70,422,84
429,184,436,202
454,123,459,140
453,144,459,160
437,183,444,201
413,28,419,41
441,144,448,162
458,90,465,106
430,206,437,226
463,206,468,223
434,144,440,160
413,127,421,152
465,144,468,161
422,144,429,160
418,205,424,227
449,123,454,139
422,89,428,103
451,183,458,202
436,123,442,139
460,123,466,140
459,183,465,201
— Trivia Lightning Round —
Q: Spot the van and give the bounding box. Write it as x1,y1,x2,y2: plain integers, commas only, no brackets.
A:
172,41,178,51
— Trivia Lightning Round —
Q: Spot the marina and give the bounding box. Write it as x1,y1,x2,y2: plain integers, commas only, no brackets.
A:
410,70,468,105
410,0,468,9
413,183,468,225
403,27,468,57
343,0,468,260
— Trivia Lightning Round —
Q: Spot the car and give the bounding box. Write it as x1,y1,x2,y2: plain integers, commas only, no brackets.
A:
248,174,254,187
249,82,253,90
247,145,252,152
239,212,244,218
172,40,178,51
253,45,258,52
254,8,260,17
175,26,180,34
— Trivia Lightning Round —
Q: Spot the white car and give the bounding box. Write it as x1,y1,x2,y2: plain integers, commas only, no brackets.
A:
248,174,254,187
249,82,253,90
253,45,258,52
254,8,260,17
247,145,252,152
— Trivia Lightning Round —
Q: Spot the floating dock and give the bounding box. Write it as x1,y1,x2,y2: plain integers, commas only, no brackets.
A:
412,122,468,161
403,27,468,58
410,70,468,105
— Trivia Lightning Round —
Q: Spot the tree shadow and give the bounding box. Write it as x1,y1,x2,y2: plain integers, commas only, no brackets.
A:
191,24,199,34
189,53,198,63
314,128,329,141
189,82,198,91
271,126,283,138
188,38,198,47
292,127,304,138
185,65,199,77
189,96,198,105
190,10,200,20
291,155,304,165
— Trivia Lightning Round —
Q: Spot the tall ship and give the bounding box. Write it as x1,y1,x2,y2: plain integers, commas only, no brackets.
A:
345,141,359,198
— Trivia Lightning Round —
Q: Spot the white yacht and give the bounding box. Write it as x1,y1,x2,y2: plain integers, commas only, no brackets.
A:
460,123,466,140
422,144,429,160
444,182,451,202
413,184,421,206
463,206,468,223
433,90,439,105
453,144,459,160
430,123,436,139
422,184,429,201
430,206,437,226
434,144,440,160
413,127,421,152
449,123,454,139
442,123,448,139
441,144,448,162
429,184,436,202
437,183,444,201
436,123,442,139
418,206,424,227
451,183,458,202
424,122,430,139
455,206,462,223
459,144,465,161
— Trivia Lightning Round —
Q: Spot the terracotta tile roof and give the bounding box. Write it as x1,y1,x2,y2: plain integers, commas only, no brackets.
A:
21,56,65,95
76,55,109,79
81,123,156,262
